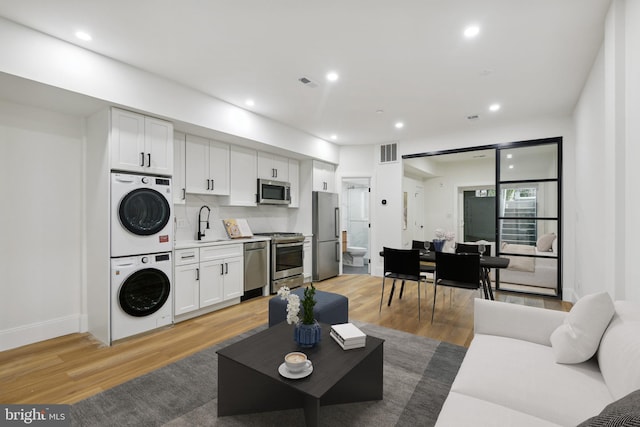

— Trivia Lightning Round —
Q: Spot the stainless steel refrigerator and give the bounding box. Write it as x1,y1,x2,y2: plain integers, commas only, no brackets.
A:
312,191,340,281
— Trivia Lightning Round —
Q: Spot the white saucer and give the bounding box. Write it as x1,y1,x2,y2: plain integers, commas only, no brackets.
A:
278,362,313,379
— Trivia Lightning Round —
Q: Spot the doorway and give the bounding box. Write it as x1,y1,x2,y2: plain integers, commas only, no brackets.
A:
341,177,370,274
463,189,496,242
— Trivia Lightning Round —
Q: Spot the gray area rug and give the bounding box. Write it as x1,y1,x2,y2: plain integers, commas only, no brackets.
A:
71,322,466,426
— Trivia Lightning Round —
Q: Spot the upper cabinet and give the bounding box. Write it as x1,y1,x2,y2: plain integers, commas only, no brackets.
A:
257,151,289,181
227,145,258,206
312,160,336,192
110,108,173,176
173,131,186,204
288,159,299,208
185,134,230,196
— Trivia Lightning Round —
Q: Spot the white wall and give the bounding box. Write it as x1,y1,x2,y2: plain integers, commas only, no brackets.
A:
573,0,640,303
338,117,576,287
0,17,339,165
574,47,606,299
624,0,640,302
420,157,495,243
0,100,84,350
173,195,293,242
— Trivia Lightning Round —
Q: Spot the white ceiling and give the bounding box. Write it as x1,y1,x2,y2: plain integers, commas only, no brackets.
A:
0,0,611,146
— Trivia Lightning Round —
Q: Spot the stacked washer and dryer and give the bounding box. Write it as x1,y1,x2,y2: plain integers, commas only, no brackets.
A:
110,172,173,341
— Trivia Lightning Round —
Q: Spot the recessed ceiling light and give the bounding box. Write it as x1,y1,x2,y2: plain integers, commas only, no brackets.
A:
506,153,513,159
489,103,501,112
245,99,255,107
463,25,480,38
326,71,339,82
509,165,514,169
330,134,337,140
75,30,92,41
395,122,404,129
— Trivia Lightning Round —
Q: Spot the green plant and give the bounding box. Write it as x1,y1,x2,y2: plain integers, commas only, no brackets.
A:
300,283,317,325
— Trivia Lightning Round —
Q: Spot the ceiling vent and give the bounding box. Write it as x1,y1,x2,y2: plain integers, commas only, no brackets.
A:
298,76,318,88
379,143,398,164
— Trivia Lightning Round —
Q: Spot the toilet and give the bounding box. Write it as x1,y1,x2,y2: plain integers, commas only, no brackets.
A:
344,246,367,267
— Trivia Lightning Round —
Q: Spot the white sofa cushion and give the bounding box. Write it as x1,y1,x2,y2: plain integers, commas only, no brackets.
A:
597,301,640,400
451,334,612,426
436,391,562,427
550,292,614,363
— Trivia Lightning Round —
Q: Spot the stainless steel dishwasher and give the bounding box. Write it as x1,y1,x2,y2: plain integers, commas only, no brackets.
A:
243,241,268,299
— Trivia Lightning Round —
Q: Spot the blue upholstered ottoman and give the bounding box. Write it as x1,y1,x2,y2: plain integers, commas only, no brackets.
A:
268,288,349,327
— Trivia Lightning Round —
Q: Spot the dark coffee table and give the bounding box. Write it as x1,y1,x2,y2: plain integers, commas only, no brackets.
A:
217,322,384,426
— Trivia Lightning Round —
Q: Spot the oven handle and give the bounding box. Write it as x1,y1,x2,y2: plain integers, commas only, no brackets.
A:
274,241,304,248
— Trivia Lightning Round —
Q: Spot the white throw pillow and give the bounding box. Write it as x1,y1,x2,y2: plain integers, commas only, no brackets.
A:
536,232,556,252
550,292,615,364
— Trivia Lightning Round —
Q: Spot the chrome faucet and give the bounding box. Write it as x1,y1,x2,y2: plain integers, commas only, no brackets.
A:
197,205,211,240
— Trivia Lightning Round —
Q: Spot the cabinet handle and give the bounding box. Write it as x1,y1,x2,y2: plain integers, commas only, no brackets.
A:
182,188,186,200
147,153,151,167
206,179,210,190
225,262,229,275
140,152,145,167
196,267,200,281
220,264,224,275
211,179,214,190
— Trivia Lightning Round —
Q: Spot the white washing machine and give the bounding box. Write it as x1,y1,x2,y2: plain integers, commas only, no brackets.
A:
111,252,173,341
111,172,173,257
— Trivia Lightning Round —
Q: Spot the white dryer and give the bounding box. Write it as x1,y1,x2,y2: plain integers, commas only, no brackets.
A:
111,252,173,341
111,172,173,257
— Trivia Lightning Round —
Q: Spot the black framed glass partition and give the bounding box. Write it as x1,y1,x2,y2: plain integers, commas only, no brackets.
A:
496,140,561,297
403,136,562,298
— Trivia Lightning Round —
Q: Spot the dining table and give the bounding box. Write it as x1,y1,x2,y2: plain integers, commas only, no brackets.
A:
380,249,510,300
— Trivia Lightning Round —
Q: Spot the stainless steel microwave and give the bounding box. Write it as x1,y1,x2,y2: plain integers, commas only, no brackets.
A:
257,179,291,205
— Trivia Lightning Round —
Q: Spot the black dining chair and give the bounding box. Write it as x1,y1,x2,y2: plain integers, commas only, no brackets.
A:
380,247,428,320
411,240,437,284
433,252,481,322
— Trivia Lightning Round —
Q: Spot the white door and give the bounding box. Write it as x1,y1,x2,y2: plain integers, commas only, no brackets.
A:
111,108,145,172
199,259,224,307
413,185,425,241
174,263,199,315
185,134,210,194
223,257,243,300
208,140,230,195
144,116,173,175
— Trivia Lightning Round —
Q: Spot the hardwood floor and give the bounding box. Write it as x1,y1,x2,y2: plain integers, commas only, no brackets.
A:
0,274,570,405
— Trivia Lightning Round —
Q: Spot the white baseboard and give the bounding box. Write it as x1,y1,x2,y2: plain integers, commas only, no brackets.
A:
0,314,81,352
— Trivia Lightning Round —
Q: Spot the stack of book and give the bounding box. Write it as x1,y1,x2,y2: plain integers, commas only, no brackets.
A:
330,323,367,350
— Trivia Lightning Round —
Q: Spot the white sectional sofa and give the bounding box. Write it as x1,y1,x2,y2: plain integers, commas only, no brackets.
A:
436,297,640,426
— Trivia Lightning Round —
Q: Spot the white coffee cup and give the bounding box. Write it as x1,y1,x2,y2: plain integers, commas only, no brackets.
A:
284,351,312,373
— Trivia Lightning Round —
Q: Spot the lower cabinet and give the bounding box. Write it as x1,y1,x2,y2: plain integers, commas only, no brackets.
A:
174,244,244,317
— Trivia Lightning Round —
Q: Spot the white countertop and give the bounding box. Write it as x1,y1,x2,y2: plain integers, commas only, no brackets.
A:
174,236,271,250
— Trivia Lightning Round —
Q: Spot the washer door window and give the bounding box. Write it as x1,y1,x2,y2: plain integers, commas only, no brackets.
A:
119,268,170,317
119,188,171,236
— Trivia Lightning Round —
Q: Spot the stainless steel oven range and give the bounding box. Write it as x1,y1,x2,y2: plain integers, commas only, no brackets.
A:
254,232,304,293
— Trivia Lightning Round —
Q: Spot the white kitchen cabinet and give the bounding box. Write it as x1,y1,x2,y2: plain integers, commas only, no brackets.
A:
303,235,312,283
288,159,299,208
185,134,230,195
173,131,186,204
226,145,257,206
257,151,289,181
312,160,336,192
110,108,173,175
199,244,243,304
174,248,200,316
199,259,225,307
